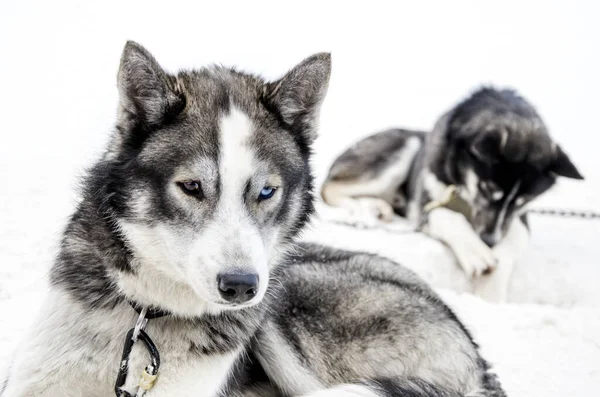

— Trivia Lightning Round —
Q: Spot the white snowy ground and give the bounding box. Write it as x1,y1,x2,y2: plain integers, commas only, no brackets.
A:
1,1,600,396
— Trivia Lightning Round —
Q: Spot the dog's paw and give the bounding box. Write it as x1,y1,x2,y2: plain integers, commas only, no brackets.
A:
452,233,498,279
474,261,513,303
427,208,498,279
474,251,517,303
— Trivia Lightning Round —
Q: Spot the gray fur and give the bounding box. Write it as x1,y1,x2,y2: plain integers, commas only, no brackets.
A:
327,129,426,183
246,243,505,397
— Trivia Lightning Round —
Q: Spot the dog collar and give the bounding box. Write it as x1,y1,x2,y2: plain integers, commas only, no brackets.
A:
128,300,170,319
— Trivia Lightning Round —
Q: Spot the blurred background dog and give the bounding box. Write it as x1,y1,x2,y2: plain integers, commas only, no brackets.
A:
321,88,583,301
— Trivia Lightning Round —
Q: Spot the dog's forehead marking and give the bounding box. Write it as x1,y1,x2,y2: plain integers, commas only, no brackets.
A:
219,107,255,206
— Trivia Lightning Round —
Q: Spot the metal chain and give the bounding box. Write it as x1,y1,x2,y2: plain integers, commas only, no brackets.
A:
527,208,600,219
323,207,600,236
323,216,426,235
325,219,424,234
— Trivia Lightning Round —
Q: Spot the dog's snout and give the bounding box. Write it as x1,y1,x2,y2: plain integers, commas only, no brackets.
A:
480,233,498,247
217,273,259,303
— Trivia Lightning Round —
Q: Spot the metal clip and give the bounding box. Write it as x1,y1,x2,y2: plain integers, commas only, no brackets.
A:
133,307,148,341
115,308,161,397
138,367,158,391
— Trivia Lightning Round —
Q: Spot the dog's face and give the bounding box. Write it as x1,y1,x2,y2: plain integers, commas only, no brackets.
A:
443,89,583,246
106,42,330,313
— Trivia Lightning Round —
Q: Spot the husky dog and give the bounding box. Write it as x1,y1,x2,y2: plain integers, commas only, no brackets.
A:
321,88,583,302
2,42,504,397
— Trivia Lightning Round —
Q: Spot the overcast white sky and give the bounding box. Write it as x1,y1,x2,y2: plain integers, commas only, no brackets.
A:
1,0,598,205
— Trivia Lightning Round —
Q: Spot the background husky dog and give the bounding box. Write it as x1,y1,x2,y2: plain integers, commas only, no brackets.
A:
2,43,504,397
321,88,583,302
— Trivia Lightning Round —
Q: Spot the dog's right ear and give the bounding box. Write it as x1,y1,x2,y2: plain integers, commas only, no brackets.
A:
117,41,185,127
549,145,584,180
264,53,331,145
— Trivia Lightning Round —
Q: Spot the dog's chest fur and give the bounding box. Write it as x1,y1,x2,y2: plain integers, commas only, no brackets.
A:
7,289,260,396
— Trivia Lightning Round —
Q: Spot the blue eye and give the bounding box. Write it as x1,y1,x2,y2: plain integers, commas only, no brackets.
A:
258,186,276,200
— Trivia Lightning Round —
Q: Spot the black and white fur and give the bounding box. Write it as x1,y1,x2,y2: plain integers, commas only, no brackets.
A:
3,43,504,396
321,88,583,302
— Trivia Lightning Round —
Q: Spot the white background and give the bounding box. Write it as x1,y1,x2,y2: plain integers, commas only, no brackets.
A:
1,1,599,396
1,0,599,197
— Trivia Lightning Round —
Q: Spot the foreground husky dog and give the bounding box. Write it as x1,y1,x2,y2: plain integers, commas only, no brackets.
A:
2,42,504,396
322,88,583,302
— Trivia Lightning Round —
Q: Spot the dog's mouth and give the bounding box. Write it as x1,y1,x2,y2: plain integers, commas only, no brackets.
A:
213,299,261,310
209,293,265,311
191,274,267,311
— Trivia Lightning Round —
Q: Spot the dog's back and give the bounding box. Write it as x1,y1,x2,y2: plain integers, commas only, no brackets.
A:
234,243,505,397
321,129,426,219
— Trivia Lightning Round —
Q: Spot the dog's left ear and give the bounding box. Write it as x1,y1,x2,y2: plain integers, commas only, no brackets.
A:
549,145,584,179
117,41,185,127
265,53,331,144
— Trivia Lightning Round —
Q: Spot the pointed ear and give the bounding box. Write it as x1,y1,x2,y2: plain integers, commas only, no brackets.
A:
117,41,185,126
265,53,331,144
549,145,584,179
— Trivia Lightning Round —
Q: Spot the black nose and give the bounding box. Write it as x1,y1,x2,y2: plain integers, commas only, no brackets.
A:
480,233,498,247
217,273,259,303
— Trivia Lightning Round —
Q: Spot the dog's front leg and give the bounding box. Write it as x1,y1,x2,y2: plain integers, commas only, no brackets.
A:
425,207,498,279
474,217,529,302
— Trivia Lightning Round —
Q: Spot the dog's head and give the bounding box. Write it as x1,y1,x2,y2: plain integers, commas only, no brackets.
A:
434,88,583,246
101,42,330,314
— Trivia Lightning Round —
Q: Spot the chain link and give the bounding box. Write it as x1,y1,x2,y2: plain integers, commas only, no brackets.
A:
323,207,600,236
527,208,600,219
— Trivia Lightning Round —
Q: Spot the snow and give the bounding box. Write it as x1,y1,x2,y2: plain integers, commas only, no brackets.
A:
1,1,599,395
